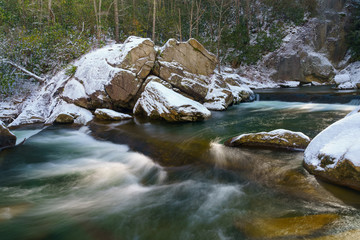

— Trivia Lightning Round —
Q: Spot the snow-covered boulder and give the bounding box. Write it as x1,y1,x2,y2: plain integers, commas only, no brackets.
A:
304,112,360,191
62,36,156,109
94,109,132,121
46,100,93,125
204,74,255,111
107,36,156,79
225,129,310,150
334,61,360,89
134,81,211,122
0,121,16,149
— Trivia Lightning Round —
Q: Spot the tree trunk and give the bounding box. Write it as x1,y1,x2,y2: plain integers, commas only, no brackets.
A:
152,0,156,42
114,0,120,43
178,8,182,41
189,0,194,39
48,0,55,24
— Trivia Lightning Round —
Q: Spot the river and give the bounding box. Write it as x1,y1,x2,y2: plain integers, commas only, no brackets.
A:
1,93,360,239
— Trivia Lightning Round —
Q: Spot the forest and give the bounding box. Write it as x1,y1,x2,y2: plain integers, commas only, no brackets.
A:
0,0,359,93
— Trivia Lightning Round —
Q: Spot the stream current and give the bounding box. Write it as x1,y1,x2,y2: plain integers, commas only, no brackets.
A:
1,99,360,239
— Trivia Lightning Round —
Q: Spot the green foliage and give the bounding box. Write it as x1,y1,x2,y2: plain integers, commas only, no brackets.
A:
65,65,78,77
0,0,319,93
347,2,360,61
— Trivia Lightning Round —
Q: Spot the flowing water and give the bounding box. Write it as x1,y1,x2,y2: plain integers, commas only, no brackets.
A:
1,100,360,240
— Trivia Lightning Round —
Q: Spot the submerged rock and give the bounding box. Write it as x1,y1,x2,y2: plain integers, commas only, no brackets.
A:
134,81,211,122
225,129,310,150
0,120,16,149
236,214,339,239
304,112,360,191
94,109,132,121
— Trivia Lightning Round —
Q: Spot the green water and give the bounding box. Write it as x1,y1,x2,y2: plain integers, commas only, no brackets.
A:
1,101,360,240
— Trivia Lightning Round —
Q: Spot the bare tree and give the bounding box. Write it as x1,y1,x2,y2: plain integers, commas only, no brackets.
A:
152,0,156,42
48,0,55,24
93,0,103,44
114,0,120,43
212,0,230,73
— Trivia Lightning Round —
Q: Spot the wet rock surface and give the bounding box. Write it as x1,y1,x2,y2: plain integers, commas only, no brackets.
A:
0,121,16,149
225,129,311,150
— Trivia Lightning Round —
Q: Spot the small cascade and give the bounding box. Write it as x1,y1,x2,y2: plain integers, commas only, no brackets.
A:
255,94,260,101
348,98,360,106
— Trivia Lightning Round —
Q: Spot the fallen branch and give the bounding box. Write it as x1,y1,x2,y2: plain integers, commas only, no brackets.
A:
1,59,46,83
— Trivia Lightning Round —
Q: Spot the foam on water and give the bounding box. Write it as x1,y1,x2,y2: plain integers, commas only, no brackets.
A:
240,101,357,112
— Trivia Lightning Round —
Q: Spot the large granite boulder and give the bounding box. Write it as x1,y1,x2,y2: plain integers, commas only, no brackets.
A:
159,38,217,76
0,121,16,149
304,112,360,191
134,81,211,122
107,36,156,79
62,36,156,110
225,129,310,150
154,38,218,102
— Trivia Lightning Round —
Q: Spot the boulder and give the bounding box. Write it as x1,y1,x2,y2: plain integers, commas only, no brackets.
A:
107,36,156,79
159,38,217,76
304,112,360,191
0,121,16,149
302,52,336,82
156,61,210,102
236,214,339,239
46,100,93,125
94,109,132,121
104,70,142,109
54,113,75,124
225,129,310,150
62,36,156,110
334,61,360,89
154,38,219,102
134,81,211,122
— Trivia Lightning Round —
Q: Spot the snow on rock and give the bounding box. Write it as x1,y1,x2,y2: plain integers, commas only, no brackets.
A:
106,36,156,79
134,81,211,122
225,129,311,150
94,109,133,121
304,112,360,191
334,61,360,89
204,73,255,111
46,100,93,125
0,120,16,149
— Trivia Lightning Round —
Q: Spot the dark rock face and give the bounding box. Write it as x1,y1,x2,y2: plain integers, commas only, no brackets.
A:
0,121,17,149
105,70,143,109
225,129,311,150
